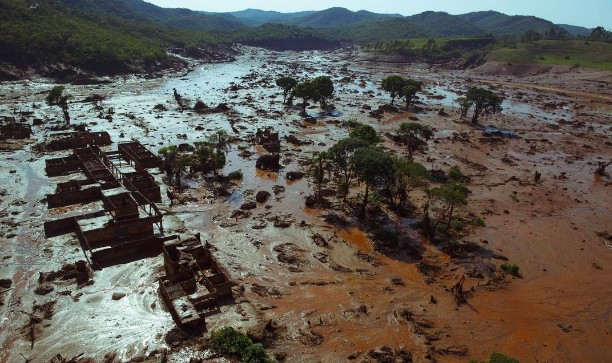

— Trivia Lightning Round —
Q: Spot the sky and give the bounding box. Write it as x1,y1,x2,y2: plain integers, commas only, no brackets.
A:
146,0,611,29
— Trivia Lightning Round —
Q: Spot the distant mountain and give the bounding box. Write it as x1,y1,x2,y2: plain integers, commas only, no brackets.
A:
57,0,245,31
558,24,592,36
458,11,555,36
228,9,317,26
405,11,483,37
282,7,401,28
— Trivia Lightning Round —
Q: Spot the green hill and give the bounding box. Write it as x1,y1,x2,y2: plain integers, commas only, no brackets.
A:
57,0,245,31
283,7,400,28
487,40,612,71
458,11,555,36
406,11,483,37
227,9,317,26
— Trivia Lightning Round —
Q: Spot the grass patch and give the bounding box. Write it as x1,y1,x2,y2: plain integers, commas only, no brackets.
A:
487,40,612,71
501,263,520,277
474,217,486,227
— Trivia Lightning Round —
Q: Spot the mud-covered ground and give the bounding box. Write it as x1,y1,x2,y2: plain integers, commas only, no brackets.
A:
1,46,611,363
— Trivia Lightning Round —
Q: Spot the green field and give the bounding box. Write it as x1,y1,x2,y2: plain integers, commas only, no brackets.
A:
487,40,612,71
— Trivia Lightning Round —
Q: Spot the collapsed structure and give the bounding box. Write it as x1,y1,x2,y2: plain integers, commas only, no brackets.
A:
42,139,233,328
159,235,233,328
0,117,31,139
44,142,165,266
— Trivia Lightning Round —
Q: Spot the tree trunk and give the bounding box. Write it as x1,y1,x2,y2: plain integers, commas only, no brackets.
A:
62,105,70,125
471,107,480,124
360,183,369,218
447,204,455,229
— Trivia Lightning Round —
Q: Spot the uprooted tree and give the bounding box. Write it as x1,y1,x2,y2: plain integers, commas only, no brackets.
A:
464,87,503,124
46,86,72,125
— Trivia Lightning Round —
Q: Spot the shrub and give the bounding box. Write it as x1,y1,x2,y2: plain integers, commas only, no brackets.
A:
211,327,272,363
501,263,520,277
469,352,519,363
371,228,398,244
342,118,361,128
448,165,466,182
211,327,252,357
451,219,463,231
242,343,273,363
227,170,243,180
474,217,486,227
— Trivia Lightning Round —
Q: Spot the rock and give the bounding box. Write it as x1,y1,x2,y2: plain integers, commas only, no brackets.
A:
240,201,257,210
256,154,281,171
272,185,285,195
330,263,352,273
35,284,54,295
312,233,329,248
438,107,449,116
256,190,271,203
322,212,349,226
285,171,305,181
0,279,11,289
112,292,126,300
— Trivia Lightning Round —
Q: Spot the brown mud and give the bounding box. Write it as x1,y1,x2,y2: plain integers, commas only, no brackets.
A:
0,46,611,362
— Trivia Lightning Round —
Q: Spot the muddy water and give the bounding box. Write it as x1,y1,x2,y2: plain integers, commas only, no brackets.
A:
1,46,611,362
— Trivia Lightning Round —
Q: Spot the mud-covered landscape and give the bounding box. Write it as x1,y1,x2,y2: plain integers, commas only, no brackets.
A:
1,40,611,363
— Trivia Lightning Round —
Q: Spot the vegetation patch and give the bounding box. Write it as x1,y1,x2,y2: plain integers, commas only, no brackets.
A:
211,326,272,363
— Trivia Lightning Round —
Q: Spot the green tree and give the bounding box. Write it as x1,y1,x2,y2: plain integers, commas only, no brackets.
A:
275,76,297,104
388,157,429,208
422,181,468,238
399,81,421,108
351,147,394,218
311,75,335,109
464,87,503,124
456,96,473,119
349,124,381,145
589,26,609,41
158,145,193,189
46,86,72,125
292,81,316,113
396,122,434,158
521,29,543,41
328,138,370,202
309,151,330,204
381,75,406,105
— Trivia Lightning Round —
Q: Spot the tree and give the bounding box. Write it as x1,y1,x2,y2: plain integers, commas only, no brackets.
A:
275,76,297,104
396,122,433,158
381,75,406,105
46,86,72,125
328,138,370,202
422,181,468,238
292,81,316,113
351,147,394,218
545,26,570,40
589,26,609,41
521,29,543,41
349,124,381,145
158,145,193,189
194,130,228,177
456,96,473,119
464,87,503,124
388,157,429,208
399,79,422,108
309,151,330,203
311,76,334,109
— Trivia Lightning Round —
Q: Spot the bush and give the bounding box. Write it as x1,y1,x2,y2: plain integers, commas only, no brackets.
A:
342,118,361,128
242,343,273,363
451,219,463,231
448,165,467,182
474,217,486,227
371,228,398,244
211,327,252,357
211,327,272,363
469,352,519,363
501,263,520,277
227,170,243,180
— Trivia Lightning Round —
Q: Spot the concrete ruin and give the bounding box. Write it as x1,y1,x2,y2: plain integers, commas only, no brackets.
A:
44,131,112,151
44,142,165,266
159,234,233,328
0,117,31,139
